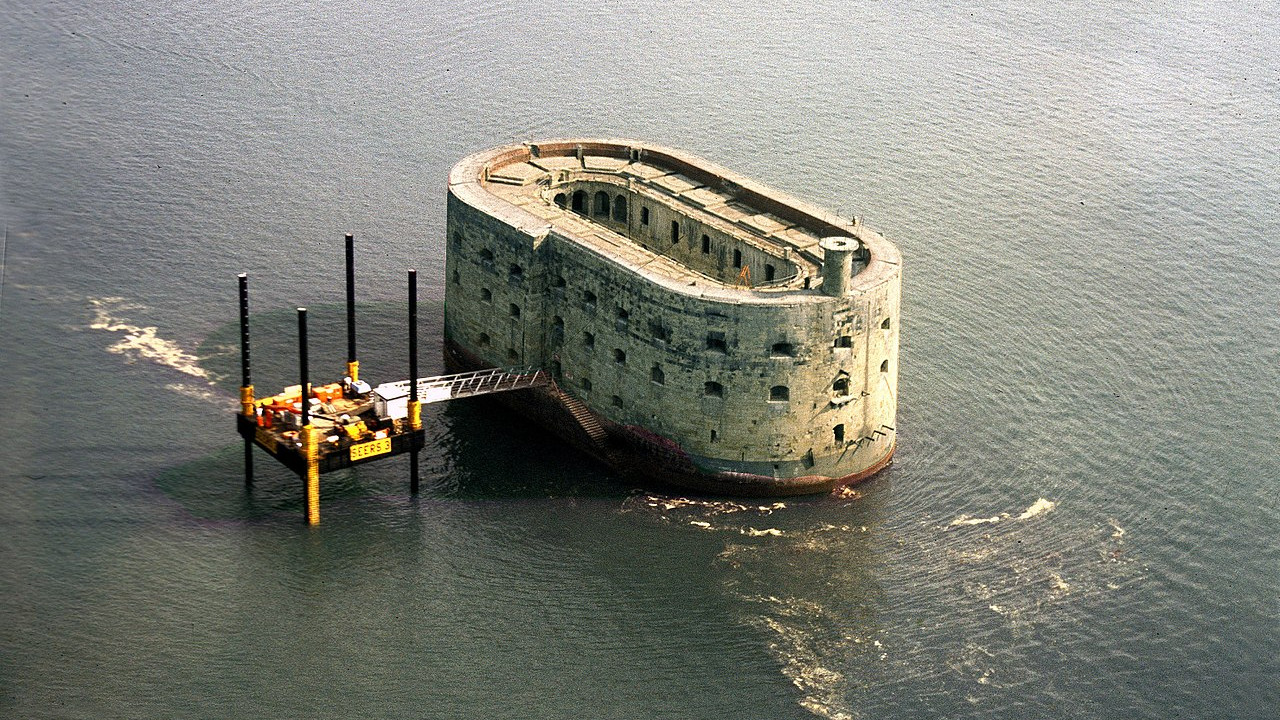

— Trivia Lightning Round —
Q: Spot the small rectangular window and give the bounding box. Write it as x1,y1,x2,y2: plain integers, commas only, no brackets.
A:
701,235,710,254
670,220,680,244
641,207,650,225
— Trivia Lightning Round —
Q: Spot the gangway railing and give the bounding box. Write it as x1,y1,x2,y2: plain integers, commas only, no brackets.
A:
374,366,551,404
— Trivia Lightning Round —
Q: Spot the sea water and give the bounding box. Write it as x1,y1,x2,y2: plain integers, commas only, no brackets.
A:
2,1,1277,717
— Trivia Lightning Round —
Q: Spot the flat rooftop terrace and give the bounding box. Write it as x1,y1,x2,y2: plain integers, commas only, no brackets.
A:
449,139,900,301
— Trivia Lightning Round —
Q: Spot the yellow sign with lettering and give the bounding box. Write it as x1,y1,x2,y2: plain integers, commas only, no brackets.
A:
350,437,392,462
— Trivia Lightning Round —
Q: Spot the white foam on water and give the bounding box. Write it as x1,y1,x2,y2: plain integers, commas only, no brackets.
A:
1017,498,1056,519
946,514,1005,529
89,297,211,381
164,382,232,408
744,527,785,537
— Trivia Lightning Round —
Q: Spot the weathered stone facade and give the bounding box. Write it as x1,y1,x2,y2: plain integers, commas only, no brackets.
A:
443,139,901,495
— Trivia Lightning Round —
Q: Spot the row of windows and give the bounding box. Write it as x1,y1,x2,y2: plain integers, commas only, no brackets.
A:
455,274,889,359
555,190,629,223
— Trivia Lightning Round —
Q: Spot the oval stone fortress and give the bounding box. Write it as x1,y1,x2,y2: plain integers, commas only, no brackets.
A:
443,139,901,495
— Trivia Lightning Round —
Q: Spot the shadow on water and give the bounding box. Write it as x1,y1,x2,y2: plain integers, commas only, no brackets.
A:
157,302,634,522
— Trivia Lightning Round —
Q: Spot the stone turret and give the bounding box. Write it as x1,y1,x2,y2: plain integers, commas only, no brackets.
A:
819,236,860,297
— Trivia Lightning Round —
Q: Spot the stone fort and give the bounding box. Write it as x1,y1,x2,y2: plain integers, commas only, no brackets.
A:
443,139,900,495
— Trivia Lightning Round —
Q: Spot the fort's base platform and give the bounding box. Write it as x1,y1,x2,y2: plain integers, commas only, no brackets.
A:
445,340,893,497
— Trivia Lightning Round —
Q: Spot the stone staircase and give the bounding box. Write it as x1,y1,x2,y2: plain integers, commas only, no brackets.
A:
556,387,623,466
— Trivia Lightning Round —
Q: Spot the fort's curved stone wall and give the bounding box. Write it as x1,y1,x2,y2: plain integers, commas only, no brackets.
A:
443,139,901,491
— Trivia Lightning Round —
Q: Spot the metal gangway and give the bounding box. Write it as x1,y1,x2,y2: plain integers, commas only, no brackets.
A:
373,366,551,405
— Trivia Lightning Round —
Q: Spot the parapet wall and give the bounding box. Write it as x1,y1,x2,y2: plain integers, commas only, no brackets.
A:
443,139,901,482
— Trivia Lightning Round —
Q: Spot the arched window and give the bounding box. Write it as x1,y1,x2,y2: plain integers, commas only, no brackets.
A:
477,332,490,347
704,381,724,398
553,274,566,289
613,348,626,365
594,191,610,216
613,195,627,222
509,303,521,318
479,248,494,266
881,318,891,330
583,290,597,309
480,287,492,302
581,377,593,391
651,364,665,385
583,331,595,349
611,395,623,408
571,190,587,214
769,385,789,402
770,342,795,357
509,263,523,281
553,193,567,208
880,359,889,373
833,376,849,395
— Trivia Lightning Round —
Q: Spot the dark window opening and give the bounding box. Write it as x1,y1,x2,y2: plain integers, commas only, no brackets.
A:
554,274,567,288
552,315,564,338
616,307,629,328
553,193,567,208
770,342,795,357
765,264,776,282
571,190,587,214
451,270,459,284
834,424,845,444
733,249,742,268
833,376,850,395
583,331,595,349
710,429,718,442
611,395,623,408
509,263,523,281
649,320,670,343
770,385,790,402
651,364,665,385
480,287,492,302
704,381,724,398
835,335,853,348
507,348,519,362
881,318,891,330
612,195,627,222
477,333,490,347
640,207,650,225
880,359,889,373
706,332,727,353
509,303,521,318
670,220,680,244
613,348,626,365
479,248,495,266
551,360,562,377
701,234,710,254
583,290,597,309
594,191,610,216
582,377,592,391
